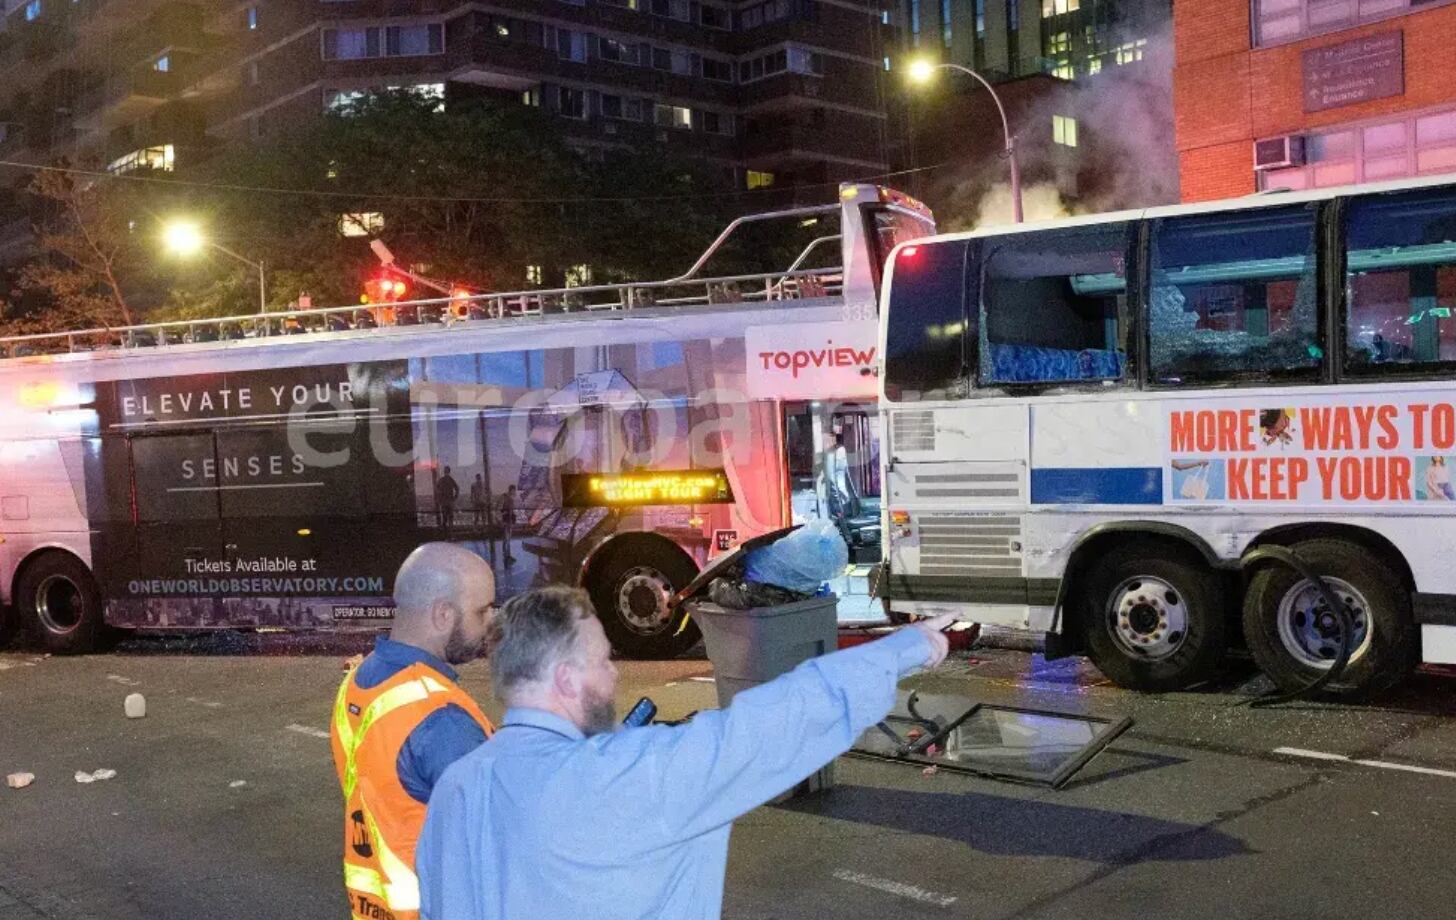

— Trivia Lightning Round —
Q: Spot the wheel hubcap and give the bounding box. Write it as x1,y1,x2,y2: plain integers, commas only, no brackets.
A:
616,567,674,636
1275,576,1372,669
1107,576,1189,660
35,574,84,635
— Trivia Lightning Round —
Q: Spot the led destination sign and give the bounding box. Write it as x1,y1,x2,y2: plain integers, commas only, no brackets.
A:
561,470,734,507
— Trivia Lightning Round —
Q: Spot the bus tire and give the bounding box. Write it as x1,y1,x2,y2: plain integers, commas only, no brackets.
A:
0,603,17,650
1080,543,1227,692
1242,539,1417,695
16,552,104,655
588,547,701,659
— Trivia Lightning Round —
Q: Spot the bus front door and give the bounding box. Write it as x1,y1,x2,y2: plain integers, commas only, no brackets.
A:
782,401,882,621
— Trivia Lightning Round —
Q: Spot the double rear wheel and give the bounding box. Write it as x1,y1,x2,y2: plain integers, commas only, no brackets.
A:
1079,538,1418,695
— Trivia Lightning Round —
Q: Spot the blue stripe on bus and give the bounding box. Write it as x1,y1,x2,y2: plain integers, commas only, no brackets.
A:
1030,467,1164,505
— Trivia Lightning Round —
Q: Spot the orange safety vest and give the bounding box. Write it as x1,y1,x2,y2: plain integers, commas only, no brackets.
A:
330,660,494,920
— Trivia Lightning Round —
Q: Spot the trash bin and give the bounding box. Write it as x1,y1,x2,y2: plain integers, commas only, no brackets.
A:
673,527,844,797
688,594,840,708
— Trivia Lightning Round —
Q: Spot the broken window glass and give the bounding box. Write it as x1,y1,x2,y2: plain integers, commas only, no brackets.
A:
1149,204,1322,386
1345,186,1456,374
977,222,1131,386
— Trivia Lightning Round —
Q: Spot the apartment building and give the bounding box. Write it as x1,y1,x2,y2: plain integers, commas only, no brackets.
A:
0,0,898,196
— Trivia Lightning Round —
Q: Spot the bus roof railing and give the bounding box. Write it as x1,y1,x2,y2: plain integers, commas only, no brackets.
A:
0,266,846,360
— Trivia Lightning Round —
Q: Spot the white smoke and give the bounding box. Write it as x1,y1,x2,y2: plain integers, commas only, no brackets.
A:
922,21,1178,231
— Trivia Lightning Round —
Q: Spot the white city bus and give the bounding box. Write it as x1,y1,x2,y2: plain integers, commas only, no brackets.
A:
0,184,934,656
877,173,1456,695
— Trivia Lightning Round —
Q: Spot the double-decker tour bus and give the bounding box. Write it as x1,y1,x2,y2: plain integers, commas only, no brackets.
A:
877,173,1456,695
0,184,933,657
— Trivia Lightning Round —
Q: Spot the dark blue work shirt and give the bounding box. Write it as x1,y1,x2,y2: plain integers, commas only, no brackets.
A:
354,636,490,804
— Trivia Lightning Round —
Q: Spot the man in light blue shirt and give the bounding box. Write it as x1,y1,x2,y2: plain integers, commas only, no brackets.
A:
416,585,951,920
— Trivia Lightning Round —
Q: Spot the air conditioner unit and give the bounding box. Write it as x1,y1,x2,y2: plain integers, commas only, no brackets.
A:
1254,135,1305,171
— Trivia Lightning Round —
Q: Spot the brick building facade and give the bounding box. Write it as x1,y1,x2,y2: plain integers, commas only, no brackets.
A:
1175,0,1456,202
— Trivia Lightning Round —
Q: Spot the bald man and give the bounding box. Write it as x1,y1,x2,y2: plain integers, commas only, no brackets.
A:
330,543,497,920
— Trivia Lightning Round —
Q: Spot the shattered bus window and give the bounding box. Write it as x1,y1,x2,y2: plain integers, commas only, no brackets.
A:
977,222,1132,386
1149,204,1322,386
1344,186,1456,373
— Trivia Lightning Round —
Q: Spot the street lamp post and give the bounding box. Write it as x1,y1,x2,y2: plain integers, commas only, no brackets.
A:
907,59,1023,224
162,220,268,315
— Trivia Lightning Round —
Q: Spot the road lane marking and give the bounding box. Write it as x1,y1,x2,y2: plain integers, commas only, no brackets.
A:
186,697,224,709
286,724,330,739
1273,747,1348,762
1274,747,1456,779
106,674,141,686
831,869,957,907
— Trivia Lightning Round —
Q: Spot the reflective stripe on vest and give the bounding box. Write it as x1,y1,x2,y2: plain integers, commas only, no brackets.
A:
363,800,421,911
343,863,386,900
333,670,454,913
334,672,451,800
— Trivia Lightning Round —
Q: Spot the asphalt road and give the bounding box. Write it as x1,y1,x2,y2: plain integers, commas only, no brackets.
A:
3,631,1456,920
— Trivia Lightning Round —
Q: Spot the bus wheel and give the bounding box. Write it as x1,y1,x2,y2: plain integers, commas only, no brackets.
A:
1080,543,1227,692
1242,539,1417,695
589,549,701,659
17,552,104,655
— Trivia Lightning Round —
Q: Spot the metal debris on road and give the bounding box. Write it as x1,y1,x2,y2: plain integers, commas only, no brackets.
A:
124,693,147,719
6,772,35,789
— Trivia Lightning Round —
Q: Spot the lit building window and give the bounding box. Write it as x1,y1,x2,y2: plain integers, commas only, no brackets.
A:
746,170,775,190
653,104,693,130
246,6,258,30
24,1,41,22
1052,114,1078,147
107,144,175,174
153,55,170,72
521,86,541,108
1114,39,1147,65
526,265,543,285
325,89,369,113
565,264,593,288
1042,0,1079,13
338,212,385,238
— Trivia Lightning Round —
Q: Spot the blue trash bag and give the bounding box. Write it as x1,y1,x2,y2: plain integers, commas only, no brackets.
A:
744,520,849,595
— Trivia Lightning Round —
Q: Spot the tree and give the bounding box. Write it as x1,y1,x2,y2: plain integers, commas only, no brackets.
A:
1,168,151,336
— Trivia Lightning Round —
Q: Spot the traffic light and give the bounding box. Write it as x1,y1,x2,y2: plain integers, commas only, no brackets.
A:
449,287,472,317
361,274,409,304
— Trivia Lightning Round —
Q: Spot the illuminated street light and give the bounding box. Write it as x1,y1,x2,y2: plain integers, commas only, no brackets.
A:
162,220,204,257
906,58,1023,224
162,219,268,315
